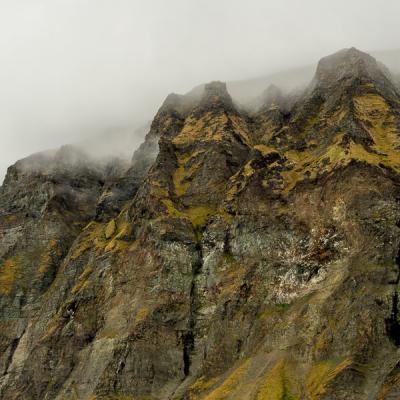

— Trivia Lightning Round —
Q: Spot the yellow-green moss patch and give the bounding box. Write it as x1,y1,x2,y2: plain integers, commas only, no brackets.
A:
254,144,279,156
70,265,93,295
38,239,57,274
202,359,251,400
161,199,216,227
256,360,299,400
173,151,204,196
135,307,150,322
105,219,117,239
0,257,21,295
172,113,228,145
190,376,220,394
71,220,130,260
172,112,250,146
306,358,352,400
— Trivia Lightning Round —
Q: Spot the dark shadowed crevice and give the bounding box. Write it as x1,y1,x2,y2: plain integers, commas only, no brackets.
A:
395,248,400,284
388,247,400,285
182,331,194,376
386,291,400,346
182,241,203,377
4,338,20,374
386,245,400,346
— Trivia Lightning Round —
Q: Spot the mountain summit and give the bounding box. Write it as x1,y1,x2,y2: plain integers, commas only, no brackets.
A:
1,48,400,399
315,47,385,85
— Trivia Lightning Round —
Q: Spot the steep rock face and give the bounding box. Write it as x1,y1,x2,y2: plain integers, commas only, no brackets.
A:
0,147,104,390
1,48,400,400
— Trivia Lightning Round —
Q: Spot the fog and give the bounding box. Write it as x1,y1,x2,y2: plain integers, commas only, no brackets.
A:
1,0,400,183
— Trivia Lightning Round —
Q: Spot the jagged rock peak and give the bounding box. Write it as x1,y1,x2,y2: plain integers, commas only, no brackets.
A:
202,80,231,100
157,91,201,118
161,92,189,112
3,145,121,186
263,83,282,99
157,81,236,120
14,145,90,172
204,80,229,96
260,84,284,108
54,145,90,166
198,80,236,111
314,47,390,88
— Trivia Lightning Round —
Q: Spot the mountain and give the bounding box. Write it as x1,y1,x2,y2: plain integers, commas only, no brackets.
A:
227,48,400,105
1,48,400,399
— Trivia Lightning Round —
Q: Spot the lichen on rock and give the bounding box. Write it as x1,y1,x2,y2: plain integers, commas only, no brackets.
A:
1,48,400,400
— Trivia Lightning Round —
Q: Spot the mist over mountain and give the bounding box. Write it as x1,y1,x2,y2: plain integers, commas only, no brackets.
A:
2,2,400,399
228,48,400,104
2,48,399,185
1,0,400,184
1,46,400,399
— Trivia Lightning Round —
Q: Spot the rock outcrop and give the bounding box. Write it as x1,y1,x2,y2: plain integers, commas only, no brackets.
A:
1,48,400,399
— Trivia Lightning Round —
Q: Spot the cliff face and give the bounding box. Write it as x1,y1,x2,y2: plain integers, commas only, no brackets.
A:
1,48,400,400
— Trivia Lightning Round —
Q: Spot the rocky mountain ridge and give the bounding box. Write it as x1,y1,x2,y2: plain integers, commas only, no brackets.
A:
1,48,400,399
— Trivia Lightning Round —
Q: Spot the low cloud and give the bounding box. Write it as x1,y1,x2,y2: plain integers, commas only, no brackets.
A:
1,0,400,183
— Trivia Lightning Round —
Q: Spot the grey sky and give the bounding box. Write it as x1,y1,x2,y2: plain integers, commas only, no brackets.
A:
1,0,400,182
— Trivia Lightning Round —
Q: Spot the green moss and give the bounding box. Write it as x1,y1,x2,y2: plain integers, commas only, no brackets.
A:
306,358,352,400
70,265,93,295
0,256,21,295
190,376,220,394
354,94,400,169
71,219,130,260
282,386,296,400
135,307,150,322
105,219,117,239
150,182,169,198
202,359,251,400
41,314,64,342
271,94,400,194
254,144,279,155
161,199,216,227
89,395,138,400
275,303,290,312
172,112,228,145
37,239,58,274
172,112,250,146
226,161,256,202
114,221,132,240
71,222,104,259
243,161,255,177
173,151,204,196
186,207,217,226
255,360,299,400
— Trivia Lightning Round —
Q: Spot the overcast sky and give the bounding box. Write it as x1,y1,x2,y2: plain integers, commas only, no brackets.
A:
1,0,400,182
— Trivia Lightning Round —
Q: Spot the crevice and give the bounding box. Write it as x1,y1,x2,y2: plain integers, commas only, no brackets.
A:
386,291,400,346
236,339,243,354
3,324,26,376
182,241,203,377
386,243,400,346
395,247,400,284
4,337,20,374
182,330,194,377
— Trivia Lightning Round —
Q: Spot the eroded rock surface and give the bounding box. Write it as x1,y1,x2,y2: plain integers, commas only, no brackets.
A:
1,48,400,400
